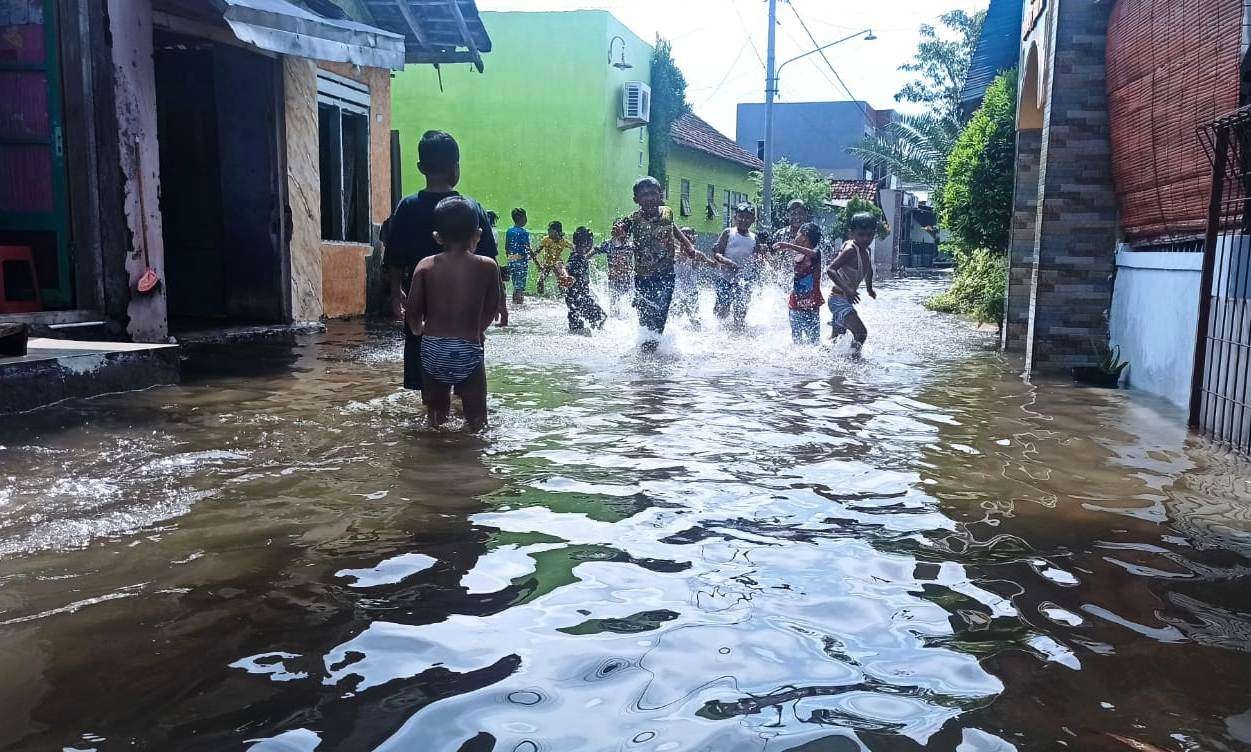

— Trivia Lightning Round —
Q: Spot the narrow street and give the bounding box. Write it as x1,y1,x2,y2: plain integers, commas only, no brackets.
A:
3,277,1250,750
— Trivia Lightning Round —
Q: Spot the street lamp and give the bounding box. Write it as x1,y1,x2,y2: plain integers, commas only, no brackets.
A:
761,24,876,226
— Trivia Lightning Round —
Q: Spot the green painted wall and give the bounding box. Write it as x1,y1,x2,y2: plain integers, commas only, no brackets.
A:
665,146,758,246
391,10,652,253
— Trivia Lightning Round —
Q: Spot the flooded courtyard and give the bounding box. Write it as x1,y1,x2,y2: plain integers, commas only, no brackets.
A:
2,276,1251,751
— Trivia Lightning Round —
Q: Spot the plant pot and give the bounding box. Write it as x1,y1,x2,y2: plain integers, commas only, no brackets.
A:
0,322,29,357
1072,366,1121,388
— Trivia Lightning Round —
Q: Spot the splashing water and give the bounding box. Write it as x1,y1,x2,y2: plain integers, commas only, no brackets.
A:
2,276,1251,751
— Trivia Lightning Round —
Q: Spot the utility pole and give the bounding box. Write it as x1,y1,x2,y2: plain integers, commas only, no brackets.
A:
762,0,778,228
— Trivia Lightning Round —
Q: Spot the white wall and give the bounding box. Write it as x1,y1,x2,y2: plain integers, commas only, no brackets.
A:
1109,247,1203,408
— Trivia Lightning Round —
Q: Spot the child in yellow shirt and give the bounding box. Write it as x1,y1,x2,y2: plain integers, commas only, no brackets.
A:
536,221,571,295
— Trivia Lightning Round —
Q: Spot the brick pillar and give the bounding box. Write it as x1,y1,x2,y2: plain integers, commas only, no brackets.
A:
1003,129,1041,352
1024,0,1119,374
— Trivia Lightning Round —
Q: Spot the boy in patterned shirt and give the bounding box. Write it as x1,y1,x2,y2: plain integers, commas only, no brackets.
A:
621,177,712,350
535,221,571,295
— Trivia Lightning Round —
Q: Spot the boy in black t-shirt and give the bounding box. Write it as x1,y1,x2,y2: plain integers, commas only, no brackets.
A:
383,130,507,391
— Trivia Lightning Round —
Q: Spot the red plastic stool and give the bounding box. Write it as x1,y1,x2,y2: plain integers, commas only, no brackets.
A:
0,245,43,314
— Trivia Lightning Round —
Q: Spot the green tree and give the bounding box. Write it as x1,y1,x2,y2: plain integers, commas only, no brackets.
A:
941,69,1018,253
831,197,890,241
748,159,830,228
647,37,689,187
847,112,961,197
896,10,986,123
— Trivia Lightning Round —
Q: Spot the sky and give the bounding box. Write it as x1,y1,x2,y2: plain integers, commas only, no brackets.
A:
475,0,988,139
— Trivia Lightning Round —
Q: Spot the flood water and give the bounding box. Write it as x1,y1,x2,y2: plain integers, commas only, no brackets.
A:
3,276,1251,752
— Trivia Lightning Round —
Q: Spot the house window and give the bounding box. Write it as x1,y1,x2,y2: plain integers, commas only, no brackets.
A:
638,150,645,168
639,128,645,143
679,179,691,217
757,140,765,161
317,71,370,243
706,184,716,219
724,189,732,227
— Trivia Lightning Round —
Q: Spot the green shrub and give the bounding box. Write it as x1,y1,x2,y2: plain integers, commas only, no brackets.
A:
830,197,891,241
941,70,1017,252
925,245,1006,324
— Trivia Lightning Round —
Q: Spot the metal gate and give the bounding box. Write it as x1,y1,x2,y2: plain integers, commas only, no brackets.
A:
1194,107,1251,451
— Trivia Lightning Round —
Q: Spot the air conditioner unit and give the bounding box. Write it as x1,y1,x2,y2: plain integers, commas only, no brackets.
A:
618,81,651,130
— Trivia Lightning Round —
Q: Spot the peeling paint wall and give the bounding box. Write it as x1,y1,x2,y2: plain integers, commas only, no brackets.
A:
107,0,168,342
284,57,324,322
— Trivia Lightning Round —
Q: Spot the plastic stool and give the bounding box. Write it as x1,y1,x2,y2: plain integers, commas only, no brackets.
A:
0,245,43,314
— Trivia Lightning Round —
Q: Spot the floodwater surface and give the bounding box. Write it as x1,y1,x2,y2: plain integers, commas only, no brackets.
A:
2,277,1251,752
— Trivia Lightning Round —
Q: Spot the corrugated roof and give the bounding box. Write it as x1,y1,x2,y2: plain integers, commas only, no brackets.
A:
960,0,1023,112
671,112,764,171
828,179,878,204
360,0,492,69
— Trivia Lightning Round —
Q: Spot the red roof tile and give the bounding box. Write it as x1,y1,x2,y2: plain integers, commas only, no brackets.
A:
670,112,764,171
829,179,879,203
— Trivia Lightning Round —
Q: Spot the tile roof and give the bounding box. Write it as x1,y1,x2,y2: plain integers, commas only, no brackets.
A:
960,0,1024,113
670,112,764,171
828,179,879,203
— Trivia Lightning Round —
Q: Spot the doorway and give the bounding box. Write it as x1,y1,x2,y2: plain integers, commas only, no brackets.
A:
154,34,287,329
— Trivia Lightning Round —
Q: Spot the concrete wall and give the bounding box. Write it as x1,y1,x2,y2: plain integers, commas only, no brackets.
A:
1109,248,1202,408
735,101,872,178
107,0,168,342
391,11,651,243
665,146,758,240
284,57,324,322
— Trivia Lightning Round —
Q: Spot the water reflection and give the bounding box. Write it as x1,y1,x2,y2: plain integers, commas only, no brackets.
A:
1,277,1250,751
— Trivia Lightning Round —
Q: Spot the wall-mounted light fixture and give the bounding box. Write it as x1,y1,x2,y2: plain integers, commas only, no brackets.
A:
609,35,633,69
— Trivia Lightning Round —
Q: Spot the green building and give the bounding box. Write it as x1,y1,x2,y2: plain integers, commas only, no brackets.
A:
665,112,763,246
390,10,761,255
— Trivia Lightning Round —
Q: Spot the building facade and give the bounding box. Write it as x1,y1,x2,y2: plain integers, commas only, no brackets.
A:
665,113,762,245
0,0,488,342
391,11,654,246
735,101,889,180
1000,0,1246,447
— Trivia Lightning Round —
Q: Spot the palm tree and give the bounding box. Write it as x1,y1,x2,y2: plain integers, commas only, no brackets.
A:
848,112,962,196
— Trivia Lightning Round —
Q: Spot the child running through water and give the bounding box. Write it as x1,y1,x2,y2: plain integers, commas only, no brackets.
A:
826,212,878,352
404,196,501,429
712,202,766,328
505,208,532,305
602,221,634,316
622,177,711,351
773,222,824,344
557,226,608,333
536,221,571,295
670,227,703,329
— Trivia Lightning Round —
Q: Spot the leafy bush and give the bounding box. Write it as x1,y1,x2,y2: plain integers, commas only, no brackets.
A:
925,245,1007,324
749,159,831,228
941,70,1017,253
830,197,891,241
647,37,689,187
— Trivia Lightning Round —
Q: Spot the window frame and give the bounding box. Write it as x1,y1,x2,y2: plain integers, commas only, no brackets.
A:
316,70,371,243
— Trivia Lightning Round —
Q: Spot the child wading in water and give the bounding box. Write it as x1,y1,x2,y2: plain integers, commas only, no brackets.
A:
826,212,878,352
505,208,532,305
670,227,703,329
536,221,571,295
712,202,766,328
773,222,824,344
404,196,502,429
602,221,634,316
557,226,608,333
622,177,710,351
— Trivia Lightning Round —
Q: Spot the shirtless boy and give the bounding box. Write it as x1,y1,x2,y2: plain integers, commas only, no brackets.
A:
405,197,502,429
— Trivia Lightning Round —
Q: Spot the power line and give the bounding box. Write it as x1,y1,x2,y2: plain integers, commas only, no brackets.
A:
699,38,752,106
730,0,767,70
784,1,878,129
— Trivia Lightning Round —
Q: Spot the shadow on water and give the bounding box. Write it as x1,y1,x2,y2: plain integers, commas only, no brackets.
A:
2,277,1251,751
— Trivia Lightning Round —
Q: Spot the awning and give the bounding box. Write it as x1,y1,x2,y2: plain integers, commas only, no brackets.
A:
214,0,407,70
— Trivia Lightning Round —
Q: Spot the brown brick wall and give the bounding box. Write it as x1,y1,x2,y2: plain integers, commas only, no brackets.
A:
1004,129,1041,353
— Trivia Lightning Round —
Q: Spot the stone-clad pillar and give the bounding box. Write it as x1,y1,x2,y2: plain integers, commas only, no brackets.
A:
1024,0,1119,374
1003,129,1041,352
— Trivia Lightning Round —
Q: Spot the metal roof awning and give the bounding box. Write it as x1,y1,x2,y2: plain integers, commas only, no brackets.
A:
361,0,493,70
213,0,407,69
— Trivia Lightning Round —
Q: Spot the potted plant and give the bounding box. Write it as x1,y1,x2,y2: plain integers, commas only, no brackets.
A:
1072,341,1128,388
